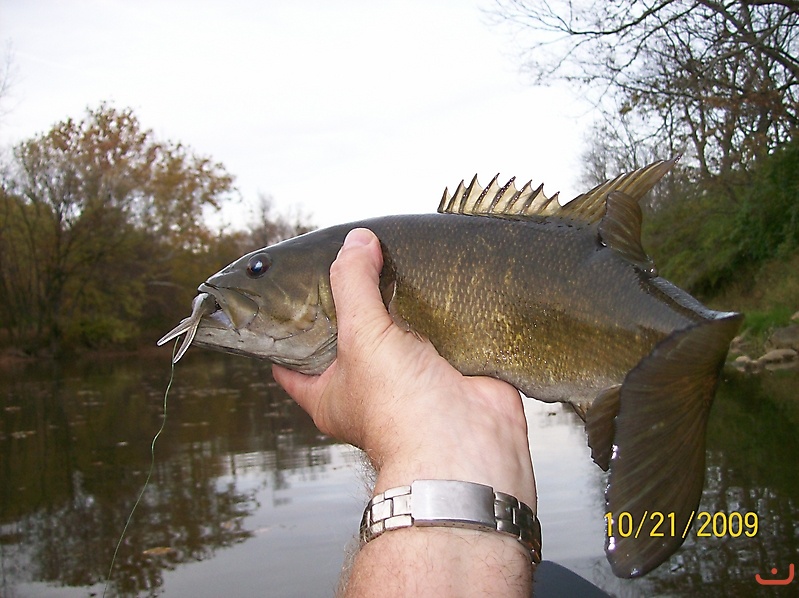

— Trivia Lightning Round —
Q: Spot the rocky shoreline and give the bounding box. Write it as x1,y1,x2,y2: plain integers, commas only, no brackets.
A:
729,311,799,373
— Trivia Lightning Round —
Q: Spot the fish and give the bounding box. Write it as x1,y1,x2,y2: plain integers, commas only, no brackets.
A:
158,159,742,578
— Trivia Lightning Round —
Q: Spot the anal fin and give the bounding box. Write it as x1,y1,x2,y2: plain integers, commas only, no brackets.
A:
586,385,621,472
604,313,743,578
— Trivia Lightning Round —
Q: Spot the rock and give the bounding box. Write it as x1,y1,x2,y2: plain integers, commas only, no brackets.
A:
792,310,799,322
766,324,799,351
732,354,761,373
729,335,754,356
756,348,798,366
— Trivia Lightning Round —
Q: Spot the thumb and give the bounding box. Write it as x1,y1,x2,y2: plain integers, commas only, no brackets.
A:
272,228,388,438
329,228,392,344
271,228,385,416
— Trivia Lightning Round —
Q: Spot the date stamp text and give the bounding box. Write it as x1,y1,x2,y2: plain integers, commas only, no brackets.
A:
604,511,758,539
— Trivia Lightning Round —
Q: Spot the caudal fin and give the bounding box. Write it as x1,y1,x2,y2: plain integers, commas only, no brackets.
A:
602,313,743,577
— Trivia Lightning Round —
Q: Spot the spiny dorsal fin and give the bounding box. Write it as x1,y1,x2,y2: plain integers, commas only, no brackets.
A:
438,158,678,223
438,174,560,218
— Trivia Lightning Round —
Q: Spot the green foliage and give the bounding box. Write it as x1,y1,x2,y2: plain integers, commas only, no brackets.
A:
733,140,799,263
742,307,794,341
644,139,799,299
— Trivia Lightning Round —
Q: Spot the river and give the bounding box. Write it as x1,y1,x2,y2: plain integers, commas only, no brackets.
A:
1,351,797,597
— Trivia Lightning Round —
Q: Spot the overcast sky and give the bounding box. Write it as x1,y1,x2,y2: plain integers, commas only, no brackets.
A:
3,0,593,230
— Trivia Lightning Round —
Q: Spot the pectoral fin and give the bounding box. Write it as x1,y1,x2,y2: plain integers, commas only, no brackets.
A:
604,313,742,578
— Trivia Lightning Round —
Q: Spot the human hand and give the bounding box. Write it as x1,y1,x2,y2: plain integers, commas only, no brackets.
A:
273,228,536,507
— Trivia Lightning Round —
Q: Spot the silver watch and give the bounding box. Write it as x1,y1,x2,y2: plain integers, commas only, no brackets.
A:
359,479,542,563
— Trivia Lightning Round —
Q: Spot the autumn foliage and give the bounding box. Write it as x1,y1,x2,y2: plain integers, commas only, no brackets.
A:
0,105,309,355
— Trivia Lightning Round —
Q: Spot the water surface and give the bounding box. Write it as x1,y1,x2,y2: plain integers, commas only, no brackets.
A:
1,352,797,596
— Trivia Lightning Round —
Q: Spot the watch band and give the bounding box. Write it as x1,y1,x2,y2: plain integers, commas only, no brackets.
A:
359,479,542,563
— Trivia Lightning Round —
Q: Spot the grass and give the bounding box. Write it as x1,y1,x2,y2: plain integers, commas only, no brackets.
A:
705,251,799,352
741,306,795,344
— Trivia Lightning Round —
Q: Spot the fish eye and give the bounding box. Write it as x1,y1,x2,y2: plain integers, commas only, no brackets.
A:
246,253,272,278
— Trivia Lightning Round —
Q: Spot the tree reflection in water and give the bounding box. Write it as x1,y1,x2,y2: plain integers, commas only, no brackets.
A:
0,353,347,597
1,355,797,597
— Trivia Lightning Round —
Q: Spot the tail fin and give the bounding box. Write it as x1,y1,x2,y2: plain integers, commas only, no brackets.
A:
603,313,743,577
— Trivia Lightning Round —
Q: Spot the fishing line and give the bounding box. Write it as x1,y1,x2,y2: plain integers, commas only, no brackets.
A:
103,341,177,598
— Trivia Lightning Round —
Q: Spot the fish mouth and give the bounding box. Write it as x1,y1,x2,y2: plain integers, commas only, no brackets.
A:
198,283,260,330
157,284,260,363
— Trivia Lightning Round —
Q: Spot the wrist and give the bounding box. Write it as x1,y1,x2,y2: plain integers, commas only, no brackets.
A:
373,450,536,510
367,393,537,508
346,525,535,597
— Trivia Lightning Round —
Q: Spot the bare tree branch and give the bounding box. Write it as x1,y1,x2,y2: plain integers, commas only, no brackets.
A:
492,0,798,179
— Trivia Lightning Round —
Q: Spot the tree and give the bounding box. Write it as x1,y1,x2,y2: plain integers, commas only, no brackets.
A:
0,43,14,126
246,193,314,248
493,0,799,181
0,105,235,353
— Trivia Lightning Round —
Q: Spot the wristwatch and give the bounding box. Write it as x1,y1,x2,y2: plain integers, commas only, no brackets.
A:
359,479,542,563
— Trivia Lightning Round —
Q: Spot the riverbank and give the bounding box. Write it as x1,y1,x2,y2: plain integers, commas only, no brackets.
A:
729,314,799,373
0,343,170,369
707,251,799,374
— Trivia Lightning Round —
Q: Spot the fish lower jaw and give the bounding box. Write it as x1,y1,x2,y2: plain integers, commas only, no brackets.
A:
191,325,336,375
194,327,276,354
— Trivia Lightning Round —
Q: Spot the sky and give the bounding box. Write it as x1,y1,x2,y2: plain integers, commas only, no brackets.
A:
2,0,593,231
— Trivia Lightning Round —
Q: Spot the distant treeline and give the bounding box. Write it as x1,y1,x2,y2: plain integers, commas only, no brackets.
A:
0,105,313,356
2,102,796,358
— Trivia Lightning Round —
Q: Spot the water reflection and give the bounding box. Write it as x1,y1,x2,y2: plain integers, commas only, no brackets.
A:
1,354,797,597
0,353,365,597
636,369,799,596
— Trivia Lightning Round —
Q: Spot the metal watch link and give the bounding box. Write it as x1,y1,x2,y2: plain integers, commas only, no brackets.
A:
359,479,542,563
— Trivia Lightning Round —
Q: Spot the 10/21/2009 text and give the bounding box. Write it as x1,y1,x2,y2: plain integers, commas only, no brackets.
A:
605,511,759,539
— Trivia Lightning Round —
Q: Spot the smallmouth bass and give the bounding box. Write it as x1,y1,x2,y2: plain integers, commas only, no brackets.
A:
159,160,742,578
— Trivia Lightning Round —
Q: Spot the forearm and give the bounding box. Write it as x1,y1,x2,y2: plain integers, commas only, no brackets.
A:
344,526,533,597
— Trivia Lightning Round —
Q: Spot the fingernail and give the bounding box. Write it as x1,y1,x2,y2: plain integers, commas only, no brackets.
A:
343,228,374,249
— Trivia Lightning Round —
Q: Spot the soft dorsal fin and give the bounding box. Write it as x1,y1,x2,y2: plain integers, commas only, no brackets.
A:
438,158,678,224
562,158,678,223
599,191,657,275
